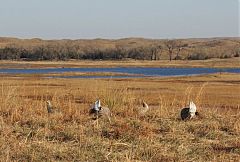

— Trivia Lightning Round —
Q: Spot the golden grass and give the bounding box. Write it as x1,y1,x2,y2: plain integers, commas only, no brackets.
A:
0,73,239,161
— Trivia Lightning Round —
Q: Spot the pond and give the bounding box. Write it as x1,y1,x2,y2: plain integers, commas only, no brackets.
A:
0,67,239,78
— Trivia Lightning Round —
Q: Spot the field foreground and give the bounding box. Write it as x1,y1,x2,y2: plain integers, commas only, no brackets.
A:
0,73,240,161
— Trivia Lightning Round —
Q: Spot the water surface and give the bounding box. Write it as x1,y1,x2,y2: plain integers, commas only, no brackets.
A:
0,67,239,78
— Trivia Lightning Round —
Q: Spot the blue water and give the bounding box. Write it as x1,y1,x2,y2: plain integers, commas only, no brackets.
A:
48,75,147,79
0,67,239,78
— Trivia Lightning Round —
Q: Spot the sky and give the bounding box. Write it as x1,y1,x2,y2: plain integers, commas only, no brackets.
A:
0,0,239,39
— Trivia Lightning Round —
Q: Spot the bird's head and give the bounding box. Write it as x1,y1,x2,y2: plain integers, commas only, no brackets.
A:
142,100,149,109
46,100,51,106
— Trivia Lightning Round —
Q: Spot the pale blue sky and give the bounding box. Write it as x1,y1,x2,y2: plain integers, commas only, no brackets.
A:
0,0,239,39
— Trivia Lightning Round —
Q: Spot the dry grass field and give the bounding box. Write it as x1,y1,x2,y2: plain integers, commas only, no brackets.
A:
0,73,240,161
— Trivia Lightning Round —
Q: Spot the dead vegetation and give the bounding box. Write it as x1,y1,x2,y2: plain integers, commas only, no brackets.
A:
0,73,239,161
0,37,239,61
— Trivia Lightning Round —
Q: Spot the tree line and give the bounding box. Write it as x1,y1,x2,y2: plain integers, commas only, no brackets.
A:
0,39,239,61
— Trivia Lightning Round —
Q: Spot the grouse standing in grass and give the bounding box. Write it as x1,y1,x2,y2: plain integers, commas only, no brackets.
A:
89,99,111,122
180,101,199,120
137,100,149,115
46,100,61,114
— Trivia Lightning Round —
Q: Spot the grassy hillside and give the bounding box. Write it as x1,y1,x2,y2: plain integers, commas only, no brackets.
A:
0,37,239,61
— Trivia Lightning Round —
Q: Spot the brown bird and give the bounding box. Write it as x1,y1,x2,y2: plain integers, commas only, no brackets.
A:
89,99,111,122
180,101,199,120
46,100,61,114
137,100,149,115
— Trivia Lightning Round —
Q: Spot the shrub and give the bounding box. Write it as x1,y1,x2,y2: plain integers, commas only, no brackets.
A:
174,55,182,60
220,54,232,59
187,53,209,60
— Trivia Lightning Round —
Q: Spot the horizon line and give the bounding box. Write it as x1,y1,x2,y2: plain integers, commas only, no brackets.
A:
1,36,239,41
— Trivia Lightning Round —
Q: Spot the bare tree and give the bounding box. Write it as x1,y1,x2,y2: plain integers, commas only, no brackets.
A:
164,40,188,61
175,40,188,60
164,40,176,61
150,44,162,60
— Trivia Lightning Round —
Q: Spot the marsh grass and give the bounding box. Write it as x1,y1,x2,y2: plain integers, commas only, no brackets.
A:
0,73,239,161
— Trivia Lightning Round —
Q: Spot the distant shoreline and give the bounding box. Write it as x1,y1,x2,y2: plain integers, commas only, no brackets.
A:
0,58,239,69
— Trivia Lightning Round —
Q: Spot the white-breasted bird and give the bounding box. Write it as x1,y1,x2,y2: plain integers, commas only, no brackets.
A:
180,101,199,120
137,100,149,115
89,99,111,122
46,100,61,114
